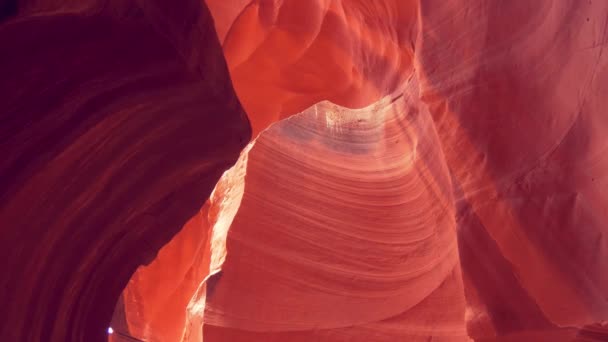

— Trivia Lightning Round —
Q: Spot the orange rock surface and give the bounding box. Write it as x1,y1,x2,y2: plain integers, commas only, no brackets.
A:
118,1,608,341
416,1,608,338
1,0,607,341
201,77,468,341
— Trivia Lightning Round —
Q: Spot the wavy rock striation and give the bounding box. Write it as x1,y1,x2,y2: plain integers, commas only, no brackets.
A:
415,1,608,338
201,76,469,341
0,1,250,341
2,0,607,341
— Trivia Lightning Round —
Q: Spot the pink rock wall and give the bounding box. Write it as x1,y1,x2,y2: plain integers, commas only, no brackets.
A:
1,0,607,341
117,0,608,341
0,1,249,341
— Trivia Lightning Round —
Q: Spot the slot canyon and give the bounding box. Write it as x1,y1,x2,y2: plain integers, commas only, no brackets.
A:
1,0,607,341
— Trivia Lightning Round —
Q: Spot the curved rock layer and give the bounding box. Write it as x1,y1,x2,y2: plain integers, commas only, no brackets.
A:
415,0,608,337
202,77,468,341
0,1,250,341
117,1,423,340
114,0,608,341
2,0,608,341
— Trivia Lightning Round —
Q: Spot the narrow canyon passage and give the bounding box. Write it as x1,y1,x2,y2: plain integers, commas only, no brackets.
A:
114,1,608,341
0,0,607,342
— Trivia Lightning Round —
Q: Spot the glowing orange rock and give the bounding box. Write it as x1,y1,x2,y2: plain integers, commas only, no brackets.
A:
120,206,211,342
4,0,606,341
118,1,422,341
202,78,469,341
216,0,418,136
115,1,608,341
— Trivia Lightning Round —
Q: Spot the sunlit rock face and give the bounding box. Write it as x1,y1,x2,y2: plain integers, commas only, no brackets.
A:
119,206,212,342
2,0,608,341
201,77,469,341
118,1,608,341
0,1,250,341
113,0,608,341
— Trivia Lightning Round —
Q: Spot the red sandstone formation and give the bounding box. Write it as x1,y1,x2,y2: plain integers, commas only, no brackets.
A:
416,1,608,338
201,78,469,341
219,0,418,136
0,1,249,341
119,206,211,342
1,0,607,341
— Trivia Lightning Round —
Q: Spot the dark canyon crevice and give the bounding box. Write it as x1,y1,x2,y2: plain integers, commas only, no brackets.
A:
0,1,250,341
